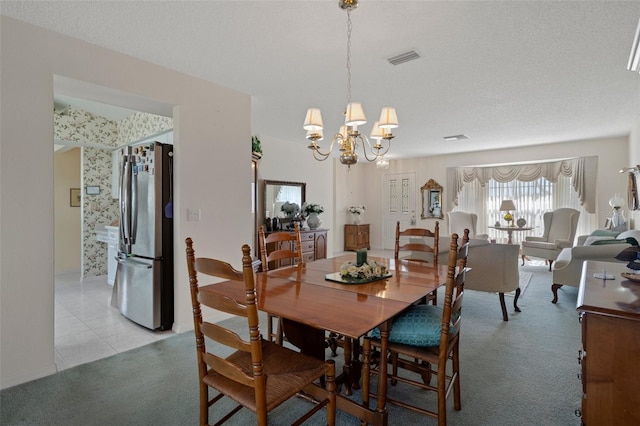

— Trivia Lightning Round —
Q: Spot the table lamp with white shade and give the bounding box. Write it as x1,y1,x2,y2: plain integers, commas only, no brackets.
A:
609,193,627,229
500,199,517,227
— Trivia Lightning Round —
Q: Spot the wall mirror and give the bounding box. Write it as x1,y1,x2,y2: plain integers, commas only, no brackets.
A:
263,180,306,219
421,179,443,219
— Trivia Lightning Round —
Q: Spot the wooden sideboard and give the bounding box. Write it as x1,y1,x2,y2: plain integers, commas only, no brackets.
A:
344,224,370,251
264,228,327,269
576,261,640,425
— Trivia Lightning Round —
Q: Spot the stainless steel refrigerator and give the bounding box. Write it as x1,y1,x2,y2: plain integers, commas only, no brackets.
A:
115,141,174,330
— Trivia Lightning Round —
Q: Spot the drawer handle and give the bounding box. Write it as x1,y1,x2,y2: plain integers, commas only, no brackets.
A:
575,409,582,418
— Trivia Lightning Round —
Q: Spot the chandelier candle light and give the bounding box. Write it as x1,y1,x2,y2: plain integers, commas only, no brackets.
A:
500,199,516,227
303,0,398,169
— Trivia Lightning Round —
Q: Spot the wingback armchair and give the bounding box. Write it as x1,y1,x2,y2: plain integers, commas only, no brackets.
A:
447,211,489,240
521,208,580,271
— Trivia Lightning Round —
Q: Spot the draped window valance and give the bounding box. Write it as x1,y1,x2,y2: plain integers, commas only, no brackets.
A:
446,156,597,213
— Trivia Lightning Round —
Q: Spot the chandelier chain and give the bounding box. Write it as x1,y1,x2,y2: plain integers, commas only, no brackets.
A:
346,7,352,105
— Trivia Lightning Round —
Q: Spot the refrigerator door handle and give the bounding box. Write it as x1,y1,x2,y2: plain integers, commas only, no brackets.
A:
116,256,152,269
119,149,138,254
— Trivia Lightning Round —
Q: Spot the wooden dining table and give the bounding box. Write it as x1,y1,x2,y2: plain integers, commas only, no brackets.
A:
199,254,450,425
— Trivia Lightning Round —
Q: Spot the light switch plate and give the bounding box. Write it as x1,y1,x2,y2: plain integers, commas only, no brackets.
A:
187,208,201,221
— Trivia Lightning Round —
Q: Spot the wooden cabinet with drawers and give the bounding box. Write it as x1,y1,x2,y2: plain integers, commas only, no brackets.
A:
264,228,327,269
576,261,640,425
344,224,370,251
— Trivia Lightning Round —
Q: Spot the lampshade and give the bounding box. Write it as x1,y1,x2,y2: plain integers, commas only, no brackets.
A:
609,193,625,208
378,107,399,129
369,121,383,140
344,102,367,126
303,108,324,131
499,200,516,211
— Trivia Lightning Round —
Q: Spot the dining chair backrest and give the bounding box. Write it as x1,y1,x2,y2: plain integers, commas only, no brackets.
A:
441,229,470,351
395,221,440,265
185,238,336,426
259,222,303,271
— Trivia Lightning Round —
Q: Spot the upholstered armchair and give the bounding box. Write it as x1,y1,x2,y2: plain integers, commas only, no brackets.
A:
428,239,521,321
447,211,489,240
551,229,640,303
521,208,580,271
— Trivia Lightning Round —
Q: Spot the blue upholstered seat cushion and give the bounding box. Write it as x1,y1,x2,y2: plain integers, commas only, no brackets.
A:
370,304,454,347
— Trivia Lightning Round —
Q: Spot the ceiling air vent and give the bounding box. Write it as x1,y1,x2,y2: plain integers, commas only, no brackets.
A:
443,134,469,142
387,50,421,66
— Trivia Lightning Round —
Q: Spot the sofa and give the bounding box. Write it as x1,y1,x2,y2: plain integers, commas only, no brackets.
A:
551,229,640,303
410,239,521,321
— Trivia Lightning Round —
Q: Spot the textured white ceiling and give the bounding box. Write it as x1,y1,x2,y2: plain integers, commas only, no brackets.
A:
3,0,640,159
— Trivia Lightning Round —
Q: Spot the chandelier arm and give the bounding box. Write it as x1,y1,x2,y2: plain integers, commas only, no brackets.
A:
311,149,332,161
358,135,391,162
309,133,345,160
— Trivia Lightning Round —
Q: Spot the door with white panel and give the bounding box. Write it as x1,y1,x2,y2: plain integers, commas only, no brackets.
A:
382,173,416,250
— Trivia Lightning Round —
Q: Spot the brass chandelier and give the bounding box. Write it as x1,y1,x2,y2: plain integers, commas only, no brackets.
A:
303,0,398,169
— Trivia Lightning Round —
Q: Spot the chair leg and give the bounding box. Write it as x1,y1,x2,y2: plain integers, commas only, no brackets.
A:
513,288,521,313
499,293,508,321
452,342,461,411
521,254,525,266
551,284,562,304
547,259,553,271
437,362,447,426
200,384,208,426
325,360,337,426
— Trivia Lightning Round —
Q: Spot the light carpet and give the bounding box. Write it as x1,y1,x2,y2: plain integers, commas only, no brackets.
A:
506,271,532,297
1,263,582,425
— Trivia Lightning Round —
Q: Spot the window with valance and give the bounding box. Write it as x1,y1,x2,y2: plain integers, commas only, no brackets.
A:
446,156,597,242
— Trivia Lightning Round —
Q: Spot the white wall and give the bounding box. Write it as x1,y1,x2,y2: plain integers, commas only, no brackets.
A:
338,136,630,249
54,148,81,273
257,135,336,257
0,17,250,388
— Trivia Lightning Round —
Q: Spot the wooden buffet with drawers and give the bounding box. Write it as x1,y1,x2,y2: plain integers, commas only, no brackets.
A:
263,228,327,269
576,260,640,425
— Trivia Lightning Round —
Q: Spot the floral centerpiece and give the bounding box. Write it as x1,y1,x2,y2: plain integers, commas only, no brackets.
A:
340,260,388,282
348,205,365,224
280,201,300,218
348,206,365,215
303,203,324,216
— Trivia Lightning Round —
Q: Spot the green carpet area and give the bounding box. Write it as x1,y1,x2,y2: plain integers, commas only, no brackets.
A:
1,262,582,425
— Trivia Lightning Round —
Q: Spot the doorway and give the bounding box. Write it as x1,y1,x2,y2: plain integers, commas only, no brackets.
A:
381,173,416,250
53,80,175,370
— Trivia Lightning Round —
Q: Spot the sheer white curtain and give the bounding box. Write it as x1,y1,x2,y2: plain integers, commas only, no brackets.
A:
556,175,596,238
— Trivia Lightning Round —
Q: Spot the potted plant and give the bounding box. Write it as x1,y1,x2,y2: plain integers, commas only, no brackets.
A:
252,135,263,158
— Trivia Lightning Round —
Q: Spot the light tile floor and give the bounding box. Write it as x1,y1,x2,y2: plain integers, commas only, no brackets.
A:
54,272,174,371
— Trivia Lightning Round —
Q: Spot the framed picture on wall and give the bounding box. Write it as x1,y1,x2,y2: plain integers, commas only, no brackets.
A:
70,188,81,207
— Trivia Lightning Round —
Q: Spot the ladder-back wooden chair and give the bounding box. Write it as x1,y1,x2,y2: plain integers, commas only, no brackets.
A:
185,238,336,426
258,222,304,344
363,230,469,426
395,220,440,304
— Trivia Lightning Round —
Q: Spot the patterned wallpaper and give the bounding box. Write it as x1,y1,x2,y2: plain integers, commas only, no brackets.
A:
54,107,173,278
